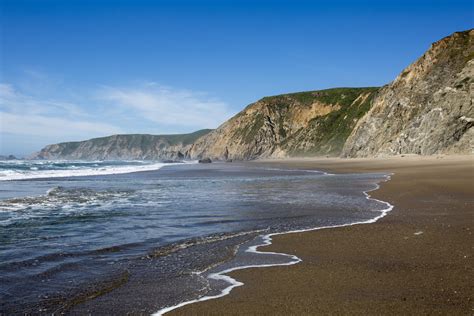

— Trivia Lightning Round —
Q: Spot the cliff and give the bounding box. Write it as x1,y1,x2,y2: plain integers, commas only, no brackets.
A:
33,87,378,161
188,88,379,160
342,29,473,157
189,30,473,160
32,29,473,161
30,129,212,160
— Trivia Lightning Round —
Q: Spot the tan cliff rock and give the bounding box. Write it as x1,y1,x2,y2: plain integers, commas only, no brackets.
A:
31,30,473,161
192,30,473,160
30,130,212,160
187,88,378,160
342,29,474,157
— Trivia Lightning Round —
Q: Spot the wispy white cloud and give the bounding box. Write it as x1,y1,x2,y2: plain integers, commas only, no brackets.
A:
0,83,123,139
0,83,86,117
1,112,122,138
97,83,235,129
16,68,67,97
0,79,236,155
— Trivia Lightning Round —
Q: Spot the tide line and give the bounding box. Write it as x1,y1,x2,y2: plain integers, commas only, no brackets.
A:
0,161,192,181
153,173,394,316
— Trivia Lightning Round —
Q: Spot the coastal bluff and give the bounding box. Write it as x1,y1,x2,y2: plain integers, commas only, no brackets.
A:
30,130,212,160
342,29,473,157
187,87,379,160
31,29,473,161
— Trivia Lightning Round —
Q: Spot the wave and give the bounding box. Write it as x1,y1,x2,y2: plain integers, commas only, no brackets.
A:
0,186,136,216
0,161,188,181
153,173,394,315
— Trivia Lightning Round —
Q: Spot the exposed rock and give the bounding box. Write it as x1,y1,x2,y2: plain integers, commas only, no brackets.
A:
342,29,474,157
30,130,212,160
188,88,379,160
29,30,473,161
198,158,212,163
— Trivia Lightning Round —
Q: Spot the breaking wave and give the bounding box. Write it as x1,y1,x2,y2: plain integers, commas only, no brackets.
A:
0,160,186,181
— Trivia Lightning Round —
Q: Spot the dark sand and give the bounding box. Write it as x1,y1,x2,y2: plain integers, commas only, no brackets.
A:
172,155,474,315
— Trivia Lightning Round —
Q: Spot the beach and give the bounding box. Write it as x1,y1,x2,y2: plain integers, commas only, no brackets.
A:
2,161,392,314
172,155,474,315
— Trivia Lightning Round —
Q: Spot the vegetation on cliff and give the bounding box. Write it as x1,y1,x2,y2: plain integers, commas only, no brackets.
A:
188,87,379,160
31,129,212,160
33,29,473,161
343,29,473,157
280,88,379,156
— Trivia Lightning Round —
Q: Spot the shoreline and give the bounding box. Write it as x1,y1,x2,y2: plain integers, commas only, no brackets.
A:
0,160,189,181
171,155,474,315
155,173,394,315
57,160,391,315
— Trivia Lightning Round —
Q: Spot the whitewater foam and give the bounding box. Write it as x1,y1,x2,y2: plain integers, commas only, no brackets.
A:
0,161,189,181
153,173,394,315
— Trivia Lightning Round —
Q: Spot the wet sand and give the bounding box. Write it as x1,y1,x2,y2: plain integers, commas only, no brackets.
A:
172,155,474,315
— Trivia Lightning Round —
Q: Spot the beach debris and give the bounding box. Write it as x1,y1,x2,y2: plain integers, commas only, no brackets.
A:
198,158,212,163
414,231,424,235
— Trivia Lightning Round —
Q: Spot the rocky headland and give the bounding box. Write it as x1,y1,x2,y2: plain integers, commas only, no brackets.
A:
31,29,473,161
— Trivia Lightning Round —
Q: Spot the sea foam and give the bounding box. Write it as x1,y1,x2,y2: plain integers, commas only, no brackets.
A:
153,173,394,315
0,161,187,181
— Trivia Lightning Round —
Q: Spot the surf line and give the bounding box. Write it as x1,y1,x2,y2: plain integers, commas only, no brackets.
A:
154,173,394,316
0,161,196,181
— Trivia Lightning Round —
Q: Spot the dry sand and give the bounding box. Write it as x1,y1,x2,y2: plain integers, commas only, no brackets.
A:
172,155,474,315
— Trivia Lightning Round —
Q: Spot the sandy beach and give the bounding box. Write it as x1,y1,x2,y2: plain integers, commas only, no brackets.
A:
172,155,474,315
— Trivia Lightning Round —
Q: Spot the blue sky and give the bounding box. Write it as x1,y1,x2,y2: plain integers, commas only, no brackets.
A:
1,0,473,156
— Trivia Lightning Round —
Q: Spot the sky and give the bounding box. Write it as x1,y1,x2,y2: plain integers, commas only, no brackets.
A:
0,0,473,156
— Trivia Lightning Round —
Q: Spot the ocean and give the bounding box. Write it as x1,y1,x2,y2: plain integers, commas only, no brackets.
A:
0,160,392,314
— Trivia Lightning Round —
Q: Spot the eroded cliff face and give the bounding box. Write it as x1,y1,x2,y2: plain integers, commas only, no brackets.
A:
342,30,474,157
31,30,473,161
30,130,212,160
190,31,473,161
188,88,379,160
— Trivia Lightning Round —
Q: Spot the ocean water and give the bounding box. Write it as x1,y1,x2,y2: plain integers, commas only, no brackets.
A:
0,160,391,314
